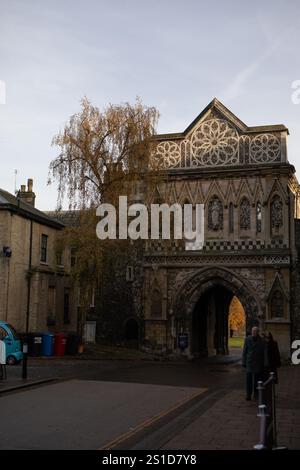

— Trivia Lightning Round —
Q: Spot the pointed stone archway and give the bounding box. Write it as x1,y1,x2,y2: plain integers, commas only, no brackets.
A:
171,267,263,357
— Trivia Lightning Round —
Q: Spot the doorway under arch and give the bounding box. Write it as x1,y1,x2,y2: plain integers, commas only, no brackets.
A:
125,318,139,348
172,267,260,358
192,285,235,357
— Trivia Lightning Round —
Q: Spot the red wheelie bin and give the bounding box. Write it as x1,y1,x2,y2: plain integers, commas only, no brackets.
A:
54,332,67,356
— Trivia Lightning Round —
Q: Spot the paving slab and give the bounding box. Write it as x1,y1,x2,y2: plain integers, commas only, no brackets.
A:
162,365,300,450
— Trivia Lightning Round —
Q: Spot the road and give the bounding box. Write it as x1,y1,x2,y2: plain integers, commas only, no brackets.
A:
0,353,246,449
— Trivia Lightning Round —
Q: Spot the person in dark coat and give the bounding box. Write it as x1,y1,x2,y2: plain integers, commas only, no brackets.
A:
242,326,268,400
263,332,281,384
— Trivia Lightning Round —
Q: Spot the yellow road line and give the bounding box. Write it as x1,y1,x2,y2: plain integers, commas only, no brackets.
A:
99,388,207,450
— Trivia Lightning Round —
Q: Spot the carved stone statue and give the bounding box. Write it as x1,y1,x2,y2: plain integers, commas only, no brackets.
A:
211,200,220,227
271,196,283,228
240,198,251,230
208,197,223,231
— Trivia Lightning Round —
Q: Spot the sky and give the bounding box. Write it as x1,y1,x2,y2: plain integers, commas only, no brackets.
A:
1,0,300,210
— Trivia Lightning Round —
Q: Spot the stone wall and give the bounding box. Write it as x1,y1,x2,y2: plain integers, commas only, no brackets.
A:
291,219,300,341
95,240,144,344
0,209,77,332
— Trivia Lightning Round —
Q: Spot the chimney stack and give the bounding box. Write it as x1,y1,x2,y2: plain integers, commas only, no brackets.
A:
17,178,36,207
28,178,33,192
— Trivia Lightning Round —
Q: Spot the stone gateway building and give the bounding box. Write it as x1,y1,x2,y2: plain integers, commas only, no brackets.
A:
118,98,300,360
97,98,300,360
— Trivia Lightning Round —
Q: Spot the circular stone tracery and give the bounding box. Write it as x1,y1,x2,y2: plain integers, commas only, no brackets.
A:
250,134,281,163
190,119,239,166
156,141,181,168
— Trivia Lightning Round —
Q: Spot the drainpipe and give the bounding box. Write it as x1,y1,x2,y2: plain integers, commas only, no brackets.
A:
4,214,12,321
26,219,33,333
5,260,10,322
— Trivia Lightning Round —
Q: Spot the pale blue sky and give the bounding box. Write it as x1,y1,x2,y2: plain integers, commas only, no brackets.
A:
1,0,300,209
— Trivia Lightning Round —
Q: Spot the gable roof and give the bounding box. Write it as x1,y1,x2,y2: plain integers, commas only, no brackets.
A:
152,98,289,141
0,188,64,229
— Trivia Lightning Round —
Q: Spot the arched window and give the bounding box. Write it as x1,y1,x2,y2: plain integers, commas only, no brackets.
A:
151,289,162,317
271,290,284,318
229,203,234,234
256,202,262,233
240,197,250,230
271,196,283,230
208,196,223,231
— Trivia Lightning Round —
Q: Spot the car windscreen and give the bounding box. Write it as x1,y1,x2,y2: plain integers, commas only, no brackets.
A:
0,326,8,339
7,324,19,339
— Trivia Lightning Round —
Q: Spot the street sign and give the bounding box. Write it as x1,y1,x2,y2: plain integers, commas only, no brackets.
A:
178,332,189,350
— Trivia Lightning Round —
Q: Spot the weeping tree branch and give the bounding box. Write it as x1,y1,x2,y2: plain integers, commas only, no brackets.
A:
49,97,160,340
49,96,159,209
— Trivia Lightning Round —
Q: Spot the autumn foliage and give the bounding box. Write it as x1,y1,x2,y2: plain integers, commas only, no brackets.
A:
49,98,160,338
228,296,246,332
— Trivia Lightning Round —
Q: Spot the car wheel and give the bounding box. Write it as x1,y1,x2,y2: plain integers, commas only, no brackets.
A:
6,355,17,365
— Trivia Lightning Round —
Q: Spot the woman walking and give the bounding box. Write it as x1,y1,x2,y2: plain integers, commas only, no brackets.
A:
264,332,281,384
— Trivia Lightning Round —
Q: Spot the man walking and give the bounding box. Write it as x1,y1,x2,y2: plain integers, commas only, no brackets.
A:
242,326,268,400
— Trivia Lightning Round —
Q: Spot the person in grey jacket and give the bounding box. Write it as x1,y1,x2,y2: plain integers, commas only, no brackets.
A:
242,326,268,400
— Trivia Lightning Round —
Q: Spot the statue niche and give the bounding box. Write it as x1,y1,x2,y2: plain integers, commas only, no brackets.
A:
240,197,251,230
151,288,162,318
208,196,223,231
271,195,283,236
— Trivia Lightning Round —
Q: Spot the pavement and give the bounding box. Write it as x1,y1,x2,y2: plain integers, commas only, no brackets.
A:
0,351,299,450
162,365,300,450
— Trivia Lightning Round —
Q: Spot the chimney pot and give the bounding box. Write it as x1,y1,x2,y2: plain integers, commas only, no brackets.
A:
21,185,26,192
27,178,33,192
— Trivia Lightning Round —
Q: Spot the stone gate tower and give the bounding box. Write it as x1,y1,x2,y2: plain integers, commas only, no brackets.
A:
140,98,300,359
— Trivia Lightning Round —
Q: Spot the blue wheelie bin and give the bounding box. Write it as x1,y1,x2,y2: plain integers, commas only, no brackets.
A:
42,332,54,357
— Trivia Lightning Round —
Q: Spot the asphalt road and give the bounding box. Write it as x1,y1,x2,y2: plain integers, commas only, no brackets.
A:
0,380,206,449
5,351,243,387
0,353,244,449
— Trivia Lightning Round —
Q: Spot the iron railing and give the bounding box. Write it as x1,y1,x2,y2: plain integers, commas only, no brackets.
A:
254,371,287,450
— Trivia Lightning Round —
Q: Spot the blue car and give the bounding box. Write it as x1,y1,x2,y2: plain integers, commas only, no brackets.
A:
0,322,23,365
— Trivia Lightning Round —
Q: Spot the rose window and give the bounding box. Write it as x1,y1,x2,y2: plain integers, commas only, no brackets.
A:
156,141,181,168
250,134,280,163
190,119,239,166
